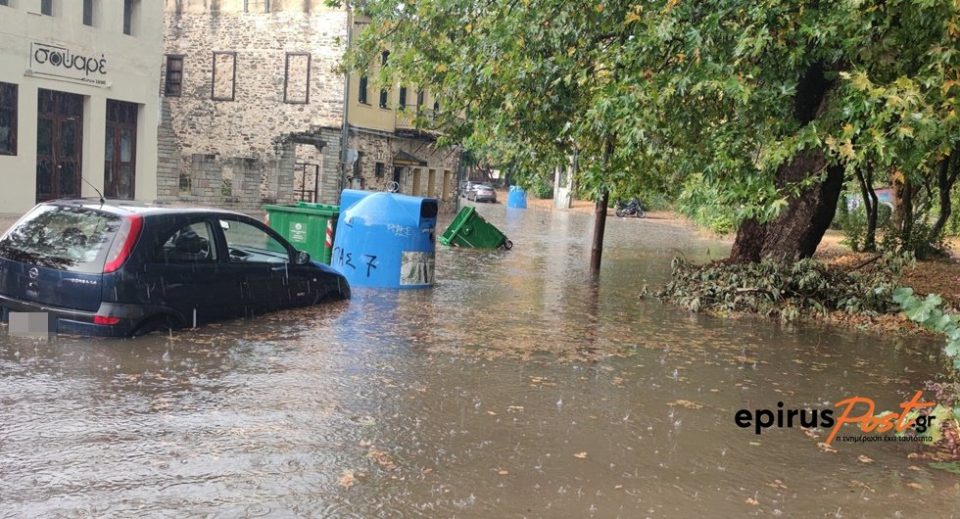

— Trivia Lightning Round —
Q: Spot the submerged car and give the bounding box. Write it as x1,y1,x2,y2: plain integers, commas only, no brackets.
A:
468,184,497,203
0,200,350,337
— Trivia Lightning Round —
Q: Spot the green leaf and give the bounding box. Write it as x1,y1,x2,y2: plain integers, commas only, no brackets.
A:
892,287,914,304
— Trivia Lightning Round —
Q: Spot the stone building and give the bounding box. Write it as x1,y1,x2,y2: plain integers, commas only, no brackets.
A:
0,0,162,213
158,0,347,209
345,19,462,213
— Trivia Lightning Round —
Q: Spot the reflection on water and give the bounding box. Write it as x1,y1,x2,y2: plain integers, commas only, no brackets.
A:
1,205,958,517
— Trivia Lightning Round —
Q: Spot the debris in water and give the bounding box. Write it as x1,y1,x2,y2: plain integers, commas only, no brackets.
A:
339,470,357,488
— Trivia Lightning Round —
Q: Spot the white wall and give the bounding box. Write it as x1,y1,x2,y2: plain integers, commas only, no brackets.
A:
0,0,162,213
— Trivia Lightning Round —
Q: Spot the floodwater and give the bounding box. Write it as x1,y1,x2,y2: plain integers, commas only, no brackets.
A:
1,203,959,518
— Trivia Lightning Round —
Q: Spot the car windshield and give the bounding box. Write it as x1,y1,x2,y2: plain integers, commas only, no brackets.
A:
0,205,121,273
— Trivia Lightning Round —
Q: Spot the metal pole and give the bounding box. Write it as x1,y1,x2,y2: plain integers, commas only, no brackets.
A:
590,139,612,273
338,1,354,203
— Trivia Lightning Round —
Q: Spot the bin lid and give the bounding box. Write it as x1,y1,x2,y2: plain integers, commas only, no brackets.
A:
263,203,339,217
342,192,437,228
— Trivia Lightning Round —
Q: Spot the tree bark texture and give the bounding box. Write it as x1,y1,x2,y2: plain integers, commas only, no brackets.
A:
729,62,843,263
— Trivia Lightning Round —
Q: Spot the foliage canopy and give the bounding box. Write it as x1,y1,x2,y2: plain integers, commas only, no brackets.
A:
338,0,960,224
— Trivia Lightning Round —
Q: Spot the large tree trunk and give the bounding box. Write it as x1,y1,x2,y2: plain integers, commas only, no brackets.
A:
855,166,878,252
930,147,959,239
730,155,844,262
892,172,914,249
729,62,843,263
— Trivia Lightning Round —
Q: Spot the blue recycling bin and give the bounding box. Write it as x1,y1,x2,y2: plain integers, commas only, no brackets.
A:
507,185,527,209
331,190,438,289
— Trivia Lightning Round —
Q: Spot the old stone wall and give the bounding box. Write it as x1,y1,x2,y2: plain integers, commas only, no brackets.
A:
158,1,347,209
348,129,461,213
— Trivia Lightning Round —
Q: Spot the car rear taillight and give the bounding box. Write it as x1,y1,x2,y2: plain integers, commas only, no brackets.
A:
94,315,121,325
103,214,143,273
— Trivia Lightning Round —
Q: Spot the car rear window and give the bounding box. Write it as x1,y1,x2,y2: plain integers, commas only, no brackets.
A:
0,205,122,273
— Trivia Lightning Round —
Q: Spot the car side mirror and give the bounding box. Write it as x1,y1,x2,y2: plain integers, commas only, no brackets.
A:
294,250,311,265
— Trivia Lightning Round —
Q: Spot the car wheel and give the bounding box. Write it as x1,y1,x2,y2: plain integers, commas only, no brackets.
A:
132,314,179,337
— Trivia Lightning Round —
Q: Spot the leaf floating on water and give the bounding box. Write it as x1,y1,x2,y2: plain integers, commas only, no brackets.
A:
745,496,759,506
668,399,703,410
817,442,838,453
497,468,509,475
367,446,398,471
767,479,788,490
857,454,874,464
574,452,588,459
339,470,356,489
906,482,925,490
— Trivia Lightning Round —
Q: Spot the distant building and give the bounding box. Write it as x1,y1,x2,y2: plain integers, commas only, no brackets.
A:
158,0,347,209
345,18,461,213
0,0,162,213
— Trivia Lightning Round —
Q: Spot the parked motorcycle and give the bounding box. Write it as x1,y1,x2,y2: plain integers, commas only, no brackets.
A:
614,197,645,218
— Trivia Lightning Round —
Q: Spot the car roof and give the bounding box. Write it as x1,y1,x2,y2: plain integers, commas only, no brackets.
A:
41,198,254,219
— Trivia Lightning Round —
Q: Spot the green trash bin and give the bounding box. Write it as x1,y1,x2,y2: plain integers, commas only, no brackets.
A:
439,206,513,249
263,201,339,264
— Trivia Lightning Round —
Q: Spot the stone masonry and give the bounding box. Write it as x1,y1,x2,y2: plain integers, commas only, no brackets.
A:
348,129,462,213
158,0,347,210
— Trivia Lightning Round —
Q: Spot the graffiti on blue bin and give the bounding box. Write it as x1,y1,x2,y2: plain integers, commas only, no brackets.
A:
331,246,380,278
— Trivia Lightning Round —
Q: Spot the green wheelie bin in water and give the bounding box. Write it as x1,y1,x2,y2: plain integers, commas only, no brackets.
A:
263,202,339,264
439,206,513,249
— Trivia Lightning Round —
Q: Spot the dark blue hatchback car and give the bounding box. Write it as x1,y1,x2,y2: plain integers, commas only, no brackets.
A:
0,200,350,337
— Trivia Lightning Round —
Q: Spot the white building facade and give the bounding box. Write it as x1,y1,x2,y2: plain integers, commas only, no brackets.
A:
0,0,161,213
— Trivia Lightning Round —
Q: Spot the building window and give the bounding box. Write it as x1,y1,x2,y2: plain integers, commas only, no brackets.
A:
375,162,384,178
417,89,424,107
221,166,234,197
399,86,407,110
123,0,139,35
244,0,270,12
433,100,440,113
164,55,184,97
358,75,368,104
381,51,389,67
179,171,192,194
104,100,138,200
379,88,388,109
352,151,363,177
212,52,237,101
0,82,16,156
284,53,311,104
40,0,52,15
83,0,94,25
0,1,9,6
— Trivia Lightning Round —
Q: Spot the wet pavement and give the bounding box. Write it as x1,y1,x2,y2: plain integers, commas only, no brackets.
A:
2,203,959,518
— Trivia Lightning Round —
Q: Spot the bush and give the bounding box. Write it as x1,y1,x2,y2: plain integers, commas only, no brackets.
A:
532,179,553,199
838,203,892,252
675,179,737,235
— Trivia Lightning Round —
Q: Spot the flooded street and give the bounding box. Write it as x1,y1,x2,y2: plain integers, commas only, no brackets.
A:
2,204,959,518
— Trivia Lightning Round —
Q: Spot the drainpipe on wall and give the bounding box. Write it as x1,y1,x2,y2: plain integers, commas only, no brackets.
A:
338,1,353,204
